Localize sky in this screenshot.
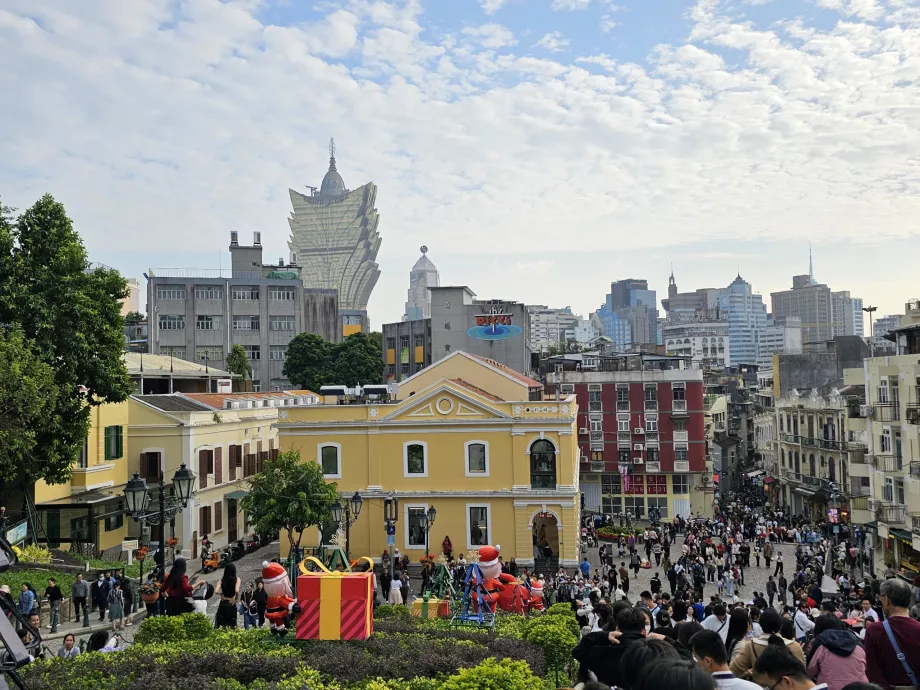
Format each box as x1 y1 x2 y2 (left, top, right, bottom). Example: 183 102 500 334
2 0 920 329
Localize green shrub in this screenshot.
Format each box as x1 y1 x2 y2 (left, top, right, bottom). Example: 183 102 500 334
374 604 412 621
18 544 53 564
182 612 215 640
544 602 574 617
134 614 187 644
540 604 579 638
439 658 544 690
521 616 578 672
0 569 76 598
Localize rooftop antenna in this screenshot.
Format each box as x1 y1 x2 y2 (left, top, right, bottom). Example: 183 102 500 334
809 242 815 284
328 138 337 171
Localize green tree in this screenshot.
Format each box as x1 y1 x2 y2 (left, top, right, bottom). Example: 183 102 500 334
0 194 133 484
240 449 337 553
283 332 333 391
124 310 145 324
330 331 384 386
366 330 382 350
226 344 252 380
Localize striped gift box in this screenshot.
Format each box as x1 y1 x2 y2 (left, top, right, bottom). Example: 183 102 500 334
295 572 374 641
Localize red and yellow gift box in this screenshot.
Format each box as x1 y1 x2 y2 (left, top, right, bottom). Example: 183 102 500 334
295 557 374 641
411 597 450 618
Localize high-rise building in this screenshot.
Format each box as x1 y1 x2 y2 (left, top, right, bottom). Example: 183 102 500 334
661 272 721 317
852 297 865 337
287 139 381 335
758 316 803 368
594 279 659 350
771 275 834 345
719 274 768 366
404 246 439 321
526 305 579 352
662 309 729 370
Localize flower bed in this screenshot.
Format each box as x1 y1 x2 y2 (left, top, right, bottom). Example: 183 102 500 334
21 612 563 690
596 526 646 541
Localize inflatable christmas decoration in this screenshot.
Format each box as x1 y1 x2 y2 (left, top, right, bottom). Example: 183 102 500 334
262 560 301 635
451 545 539 627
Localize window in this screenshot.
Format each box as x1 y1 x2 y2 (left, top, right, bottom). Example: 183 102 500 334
156 287 186 300
590 419 602 432
602 473 622 495
647 449 659 464
196 346 223 362
645 386 657 402
625 497 645 518
319 444 340 478
529 439 557 489
404 442 427 476
897 479 906 505
77 438 88 469
270 316 296 331
406 506 428 548
617 386 629 403
199 505 212 536
673 474 690 494
878 378 890 404
465 441 488 475
141 452 161 481
244 345 261 361
589 389 602 405
626 473 644 494
195 286 223 300
618 450 630 465
386 337 396 350
232 286 259 300
159 346 186 359
885 477 894 502
618 418 629 432
269 286 296 301
675 447 688 463
646 417 658 432
252 380 261 392
104 503 124 532
673 386 686 402
467 505 490 547
673 419 687 432
214 501 223 532
196 315 221 330
414 334 425 348
647 475 667 494
233 316 260 331
592 450 604 462
270 346 286 361
602 496 623 514
647 496 668 519
881 428 892 453
158 315 185 330
104 426 123 460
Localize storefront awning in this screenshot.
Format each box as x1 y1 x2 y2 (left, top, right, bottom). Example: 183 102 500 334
762 476 776 484
746 470 765 478
794 487 816 497
224 490 249 501
35 490 121 508
890 528 913 544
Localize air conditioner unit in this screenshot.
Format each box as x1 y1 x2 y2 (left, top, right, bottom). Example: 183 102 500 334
634 428 645 434
579 428 588 435
634 444 644 451
633 456 644 464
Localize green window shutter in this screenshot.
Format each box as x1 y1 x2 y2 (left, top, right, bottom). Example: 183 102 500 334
115 427 123 458
104 427 112 460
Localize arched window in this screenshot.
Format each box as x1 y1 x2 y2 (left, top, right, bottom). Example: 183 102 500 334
530 440 557 489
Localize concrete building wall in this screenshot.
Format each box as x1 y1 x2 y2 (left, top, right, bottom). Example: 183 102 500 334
383 318 432 383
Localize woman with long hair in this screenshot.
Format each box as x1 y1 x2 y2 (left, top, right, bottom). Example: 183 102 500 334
724 607 751 659
730 609 806 683
214 562 241 628
162 557 202 617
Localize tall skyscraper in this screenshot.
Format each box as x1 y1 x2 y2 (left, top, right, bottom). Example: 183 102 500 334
287 139 382 335
594 279 659 350
852 298 865 337
526 305 579 352
718 274 768 366
771 275 834 344
404 246 439 321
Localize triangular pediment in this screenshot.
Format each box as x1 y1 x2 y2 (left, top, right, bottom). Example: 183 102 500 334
382 383 509 422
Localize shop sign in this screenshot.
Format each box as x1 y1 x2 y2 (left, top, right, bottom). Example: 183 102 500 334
466 305 523 341
6 520 27 546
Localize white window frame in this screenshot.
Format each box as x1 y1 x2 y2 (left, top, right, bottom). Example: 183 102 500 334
464 440 490 477
404 503 429 550
318 442 341 479
403 440 428 477
881 427 892 453
269 346 286 361
466 503 492 550
646 416 658 432
590 419 603 432
617 419 629 432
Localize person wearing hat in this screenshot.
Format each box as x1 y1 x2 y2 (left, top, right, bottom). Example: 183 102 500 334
794 601 816 642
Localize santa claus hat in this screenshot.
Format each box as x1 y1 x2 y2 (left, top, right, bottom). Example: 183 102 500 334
262 561 286 584
479 544 501 568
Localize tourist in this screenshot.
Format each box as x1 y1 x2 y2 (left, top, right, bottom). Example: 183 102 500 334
702 604 730 643
107 580 125 630
864 577 920 689
240 582 257 630
442 535 452 559
806 614 866 690
724 607 752 659
57 633 80 659
690 630 761 690
253 580 268 627
572 605 647 688
621 637 680 690
794 601 816 642
43 578 62 631
87 630 120 653
91 572 110 621
17 583 35 618
730 610 806 682
162 557 203 616
215 562 241 628
754 646 825 690
636 659 717 690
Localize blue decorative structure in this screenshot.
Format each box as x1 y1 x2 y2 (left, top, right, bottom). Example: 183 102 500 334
449 562 496 629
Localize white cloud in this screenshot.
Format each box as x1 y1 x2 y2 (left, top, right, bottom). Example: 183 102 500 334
2 0 920 325
461 23 516 48
600 15 618 32
551 0 592 10
534 31 569 51
815 0 884 20
478 0 508 14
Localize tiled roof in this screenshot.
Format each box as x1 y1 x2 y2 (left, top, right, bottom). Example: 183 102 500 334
183 390 318 410
123 353 231 378
450 379 504 403
134 394 213 412
466 353 543 388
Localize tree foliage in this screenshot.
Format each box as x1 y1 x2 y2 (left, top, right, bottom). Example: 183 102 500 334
240 450 337 550
283 331 384 391
0 194 133 484
124 310 145 323
226 343 253 380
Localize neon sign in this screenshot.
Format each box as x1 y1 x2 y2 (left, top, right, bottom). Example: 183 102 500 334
466 306 523 341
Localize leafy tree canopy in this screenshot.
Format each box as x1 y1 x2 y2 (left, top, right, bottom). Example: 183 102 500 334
226 343 253 380
331 332 384 387
240 449 337 550
283 331 384 391
0 194 133 484
283 332 333 391
124 310 145 324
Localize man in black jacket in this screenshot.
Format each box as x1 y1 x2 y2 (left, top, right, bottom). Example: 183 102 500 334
572 606 647 687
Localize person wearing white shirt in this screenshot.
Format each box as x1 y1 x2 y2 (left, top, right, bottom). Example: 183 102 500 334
691 629 762 690
793 603 815 641
702 604 731 642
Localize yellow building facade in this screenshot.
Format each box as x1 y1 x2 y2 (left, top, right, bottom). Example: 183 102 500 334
34 401 131 553
277 356 581 568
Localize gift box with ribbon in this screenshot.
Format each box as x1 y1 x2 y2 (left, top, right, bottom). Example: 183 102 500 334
411 595 450 619
295 557 374 641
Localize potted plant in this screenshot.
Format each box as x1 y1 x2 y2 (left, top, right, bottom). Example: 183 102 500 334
167 537 178 547
140 581 161 604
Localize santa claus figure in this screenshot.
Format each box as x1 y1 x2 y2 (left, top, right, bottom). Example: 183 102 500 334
476 545 534 614
529 577 545 611
262 560 301 635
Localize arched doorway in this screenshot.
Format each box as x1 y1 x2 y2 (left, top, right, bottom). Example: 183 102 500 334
532 510 560 562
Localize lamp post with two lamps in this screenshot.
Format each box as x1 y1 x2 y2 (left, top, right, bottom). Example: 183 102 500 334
383 495 399 585
123 464 197 587
330 491 364 561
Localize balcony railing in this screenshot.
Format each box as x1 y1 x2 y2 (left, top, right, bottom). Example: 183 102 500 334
912 462 920 478
908 404 920 425
781 433 801 444
849 447 870 464
851 496 870 511
672 399 688 414
618 431 631 442
848 484 871 498
617 401 630 412
873 454 904 473
645 400 658 411
590 461 605 472
877 503 907 524
673 430 689 442
646 461 661 473
589 401 602 412
873 403 901 422
912 514 920 535
590 431 604 441
645 432 659 446
674 460 690 472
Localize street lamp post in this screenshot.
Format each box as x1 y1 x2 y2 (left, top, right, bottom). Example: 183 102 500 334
423 506 437 557
863 306 878 357
331 491 363 561
124 464 196 591
383 495 399 586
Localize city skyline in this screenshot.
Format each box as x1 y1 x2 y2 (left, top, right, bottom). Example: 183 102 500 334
3 0 919 327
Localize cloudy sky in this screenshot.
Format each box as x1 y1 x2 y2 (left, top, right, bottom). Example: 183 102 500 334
2 0 919 328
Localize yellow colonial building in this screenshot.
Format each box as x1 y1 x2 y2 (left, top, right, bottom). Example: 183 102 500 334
276 352 581 568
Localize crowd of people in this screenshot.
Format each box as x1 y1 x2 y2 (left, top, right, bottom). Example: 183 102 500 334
563 494 920 690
